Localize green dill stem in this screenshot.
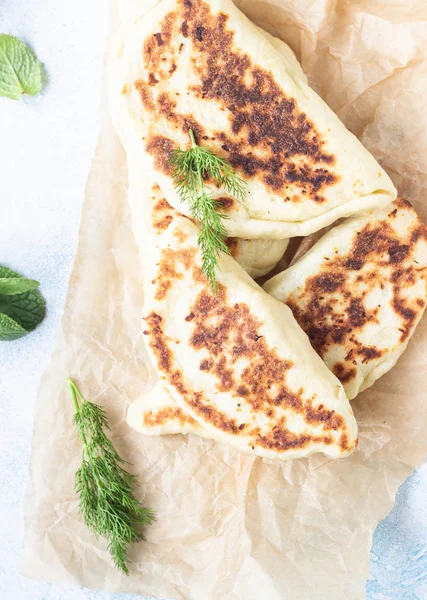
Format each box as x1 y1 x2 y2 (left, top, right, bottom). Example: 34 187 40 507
68 377 82 412
68 379 153 574
68 378 88 445
189 128 197 148
169 129 247 291
194 147 205 197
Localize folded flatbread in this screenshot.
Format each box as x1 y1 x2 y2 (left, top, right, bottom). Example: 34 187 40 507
108 0 396 239
263 199 427 399
126 170 358 460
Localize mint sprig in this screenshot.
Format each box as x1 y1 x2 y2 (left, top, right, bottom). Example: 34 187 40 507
0 266 46 341
0 277 40 295
0 34 42 100
0 313 28 341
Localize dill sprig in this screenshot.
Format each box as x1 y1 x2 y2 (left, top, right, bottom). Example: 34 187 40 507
169 129 247 291
68 378 154 575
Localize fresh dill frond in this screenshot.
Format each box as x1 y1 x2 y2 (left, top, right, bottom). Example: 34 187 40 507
68 378 154 575
169 129 247 291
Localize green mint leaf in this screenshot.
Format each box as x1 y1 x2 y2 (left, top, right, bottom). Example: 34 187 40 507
0 265 20 278
0 34 42 100
0 265 46 340
0 312 28 341
0 289 46 332
0 277 40 295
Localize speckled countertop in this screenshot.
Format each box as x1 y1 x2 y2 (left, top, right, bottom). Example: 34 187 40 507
0 2 426 599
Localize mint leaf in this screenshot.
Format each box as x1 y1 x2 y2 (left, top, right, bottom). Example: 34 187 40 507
0 266 20 278
0 277 40 295
0 313 28 341
0 34 42 100
0 290 46 331
0 265 46 340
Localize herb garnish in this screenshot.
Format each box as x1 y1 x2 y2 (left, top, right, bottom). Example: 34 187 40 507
69 379 154 574
0 266 45 341
170 129 246 291
0 34 42 100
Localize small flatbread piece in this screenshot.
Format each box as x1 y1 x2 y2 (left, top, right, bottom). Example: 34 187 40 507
263 199 427 399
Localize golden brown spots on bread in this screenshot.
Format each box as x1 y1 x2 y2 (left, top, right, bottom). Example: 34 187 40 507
154 214 173 231
134 79 155 111
254 416 333 451
357 346 383 363
154 33 164 46
143 406 197 427
143 12 177 71
199 359 213 371
225 237 239 257
154 247 197 300
410 225 427 244
216 196 235 212
187 285 344 433
136 0 338 202
189 392 240 433
173 228 190 244
396 197 413 210
143 315 190 401
144 313 173 372
154 91 207 140
152 197 174 231
347 298 368 328
333 363 357 384
155 198 172 211
146 135 176 175
148 73 159 86
121 84 128 95
339 434 350 452
284 199 427 387
304 402 343 429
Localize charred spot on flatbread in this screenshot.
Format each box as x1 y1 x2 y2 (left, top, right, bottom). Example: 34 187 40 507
153 247 197 300
152 197 175 231
143 406 197 427
145 136 176 175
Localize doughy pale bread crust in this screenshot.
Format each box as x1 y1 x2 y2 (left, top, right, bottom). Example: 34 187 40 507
127 381 204 436
227 236 289 278
108 0 396 239
263 199 427 399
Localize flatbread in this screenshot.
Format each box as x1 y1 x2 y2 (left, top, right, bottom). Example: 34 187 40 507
263 199 427 399
108 0 396 239
126 170 358 460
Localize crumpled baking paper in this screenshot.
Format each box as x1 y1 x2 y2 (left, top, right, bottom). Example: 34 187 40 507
20 1 427 598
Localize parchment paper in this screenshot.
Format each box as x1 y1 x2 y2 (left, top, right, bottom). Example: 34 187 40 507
20 1 427 598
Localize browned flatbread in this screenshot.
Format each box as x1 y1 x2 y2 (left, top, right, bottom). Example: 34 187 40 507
126 177 358 460
108 0 396 239
264 199 427 399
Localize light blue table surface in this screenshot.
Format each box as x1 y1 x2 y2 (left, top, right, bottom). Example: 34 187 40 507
0 1 426 599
